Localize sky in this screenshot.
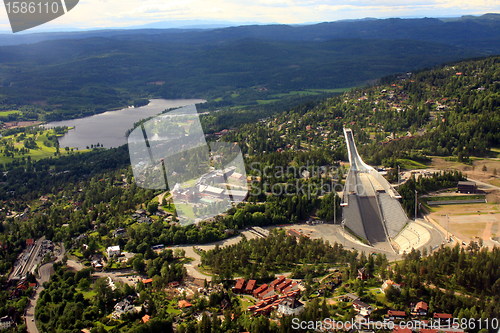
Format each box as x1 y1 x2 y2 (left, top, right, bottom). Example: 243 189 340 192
0 0 499 32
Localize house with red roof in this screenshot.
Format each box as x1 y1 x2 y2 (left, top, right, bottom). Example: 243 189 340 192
233 278 245 293
387 310 407 320
245 279 257 294
253 284 267 298
276 279 292 293
412 301 428 316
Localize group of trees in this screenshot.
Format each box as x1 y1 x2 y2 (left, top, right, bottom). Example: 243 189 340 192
200 229 357 279
36 264 135 332
398 170 465 217
388 245 500 319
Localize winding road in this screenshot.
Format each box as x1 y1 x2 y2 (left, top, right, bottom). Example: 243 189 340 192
25 243 65 333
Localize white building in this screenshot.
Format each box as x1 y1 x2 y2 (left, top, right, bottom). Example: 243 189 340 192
277 297 304 316
0 316 14 330
106 245 121 257
112 298 136 319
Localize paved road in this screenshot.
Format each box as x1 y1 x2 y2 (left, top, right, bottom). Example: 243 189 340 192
26 243 65 333
467 177 500 191
177 230 259 281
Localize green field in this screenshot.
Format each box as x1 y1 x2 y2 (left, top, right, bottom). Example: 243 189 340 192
269 88 351 99
397 158 429 169
0 110 20 117
424 195 486 202
0 128 89 164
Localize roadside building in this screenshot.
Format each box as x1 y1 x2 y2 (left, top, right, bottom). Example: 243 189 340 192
457 181 477 194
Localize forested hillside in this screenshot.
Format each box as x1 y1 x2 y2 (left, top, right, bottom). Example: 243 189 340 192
225 56 500 164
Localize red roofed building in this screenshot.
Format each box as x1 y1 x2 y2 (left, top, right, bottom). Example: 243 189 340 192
26 239 34 247
142 278 153 285
392 327 412 333
283 282 298 294
276 279 292 293
245 279 257 294
142 315 150 323
413 301 429 316
233 278 245 293
259 287 276 299
433 313 453 325
178 300 193 309
387 310 407 320
433 313 453 319
270 276 285 289
286 229 302 239
253 284 268 298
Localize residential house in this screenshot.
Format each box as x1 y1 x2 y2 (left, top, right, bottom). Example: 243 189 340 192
387 310 407 321
178 300 193 310
412 301 429 316
433 313 453 325
382 279 401 292
339 293 359 302
269 276 285 289
352 300 372 317
245 280 257 294
253 284 268 298
0 316 14 330
276 279 293 293
112 298 137 319
233 278 245 293
357 267 369 280
277 297 304 316
106 245 121 258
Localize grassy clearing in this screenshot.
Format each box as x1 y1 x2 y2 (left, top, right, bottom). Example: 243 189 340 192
397 158 428 169
0 128 88 164
175 203 195 220
270 88 351 99
425 195 485 202
256 99 281 104
0 110 20 117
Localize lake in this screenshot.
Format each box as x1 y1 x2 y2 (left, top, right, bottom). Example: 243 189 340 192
44 99 205 150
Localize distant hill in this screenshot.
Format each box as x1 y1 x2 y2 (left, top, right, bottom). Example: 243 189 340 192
0 14 498 121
